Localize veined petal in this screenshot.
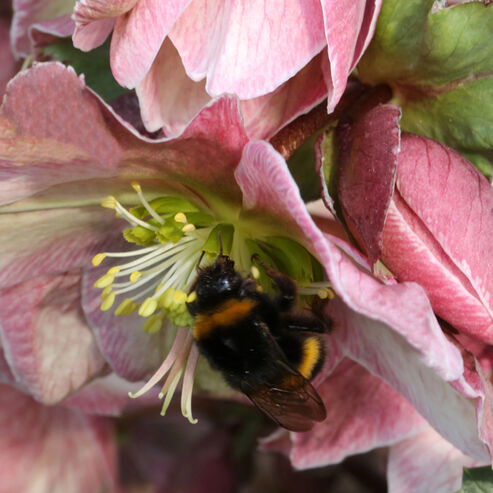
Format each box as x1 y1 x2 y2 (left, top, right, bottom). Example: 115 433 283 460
0 271 106 404
387 134 493 342
0 384 117 493
169 0 326 99
290 359 428 469
322 0 382 112
110 0 192 87
388 427 480 493
0 18 17 99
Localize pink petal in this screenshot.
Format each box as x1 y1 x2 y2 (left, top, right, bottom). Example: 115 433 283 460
0 272 106 404
388 427 480 493
72 0 137 51
235 140 490 461
0 348 16 387
382 134 493 342
110 0 192 87
81 264 168 381
337 104 401 265
29 14 76 51
241 52 327 140
0 206 122 289
0 63 121 205
169 0 326 99
11 0 75 56
322 0 382 112
0 18 17 99
0 384 117 493
290 359 428 469
136 38 210 134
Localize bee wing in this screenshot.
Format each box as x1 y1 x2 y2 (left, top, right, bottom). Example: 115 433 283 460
242 359 327 432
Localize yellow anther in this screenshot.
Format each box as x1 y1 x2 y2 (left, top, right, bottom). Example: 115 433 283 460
181 224 196 233
143 315 164 334
100 286 112 299
187 291 197 303
115 299 138 316
131 181 142 192
172 290 187 304
92 253 106 266
139 297 158 317
101 196 117 209
251 265 260 279
94 272 115 289
174 212 187 224
159 288 175 309
130 271 142 283
317 288 335 300
100 292 116 311
108 266 121 275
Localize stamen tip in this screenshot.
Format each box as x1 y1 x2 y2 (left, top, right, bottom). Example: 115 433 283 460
251 265 260 279
131 181 142 192
181 224 195 233
174 212 187 224
101 196 117 209
92 253 106 266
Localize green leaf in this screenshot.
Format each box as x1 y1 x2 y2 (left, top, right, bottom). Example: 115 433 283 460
358 0 493 176
43 38 130 102
459 466 493 492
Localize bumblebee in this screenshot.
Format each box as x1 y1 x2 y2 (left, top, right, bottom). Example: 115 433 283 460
186 252 329 432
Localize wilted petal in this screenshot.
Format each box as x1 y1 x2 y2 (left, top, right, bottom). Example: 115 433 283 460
383 134 493 342
235 140 490 461
110 0 192 87
290 359 427 469
0 384 117 493
30 14 76 52
0 271 106 404
322 0 382 112
388 427 479 493
169 0 326 99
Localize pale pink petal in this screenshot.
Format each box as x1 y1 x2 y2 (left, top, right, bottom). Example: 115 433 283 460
388 427 479 493
136 38 210 134
0 272 106 404
0 206 122 289
110 0 192 87
170 0 326 99
81 264 168 381
241 52 327 140
235 140 490 461
382 134 493 342
63 373 159 415
0 19 17 98
290 359 428 469
72 0 136 51
0 384 117 493
29 14 76 51
11 0 75 56
0 63 121 205
321 0 382 112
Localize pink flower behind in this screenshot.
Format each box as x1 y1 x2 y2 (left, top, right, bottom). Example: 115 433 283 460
71 0 382 137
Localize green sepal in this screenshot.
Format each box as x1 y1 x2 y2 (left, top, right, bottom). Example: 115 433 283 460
185 212 215 227
129 196 200 220
42 38 131 102
319 125 340 217
202 224 234 256
358 0 493 176
123 226 156 246
459 466 493 492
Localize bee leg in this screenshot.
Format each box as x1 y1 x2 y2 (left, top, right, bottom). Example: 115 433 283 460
251 255 296 311
281 312 327 334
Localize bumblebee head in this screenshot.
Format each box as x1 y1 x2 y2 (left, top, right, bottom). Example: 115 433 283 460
187 254 244 315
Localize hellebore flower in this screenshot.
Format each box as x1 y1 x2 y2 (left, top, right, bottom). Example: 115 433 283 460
331 103 493 344
70 0 382 137
1 62 492 491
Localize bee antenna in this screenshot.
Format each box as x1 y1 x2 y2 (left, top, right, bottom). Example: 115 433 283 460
218 231 223 256
196 250 206 271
